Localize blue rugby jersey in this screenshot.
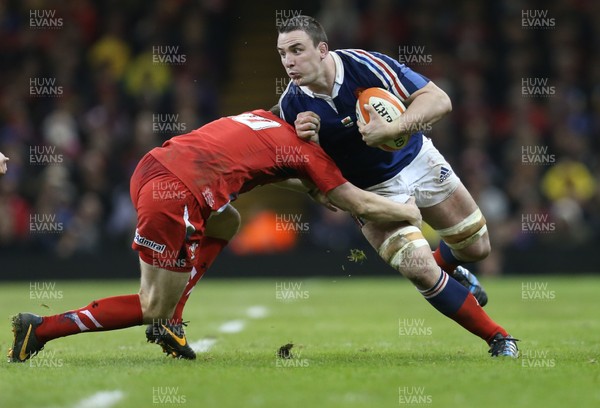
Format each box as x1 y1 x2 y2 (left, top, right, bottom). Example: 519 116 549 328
279 49 430 189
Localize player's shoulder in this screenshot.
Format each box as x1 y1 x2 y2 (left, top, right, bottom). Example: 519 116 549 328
278 79 303 102
248 109 278 120
277 81 306 121
232 109 291 128
335 48 397 64
335 48 370 56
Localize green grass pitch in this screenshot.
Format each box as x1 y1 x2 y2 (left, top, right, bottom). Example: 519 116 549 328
1 276 599 407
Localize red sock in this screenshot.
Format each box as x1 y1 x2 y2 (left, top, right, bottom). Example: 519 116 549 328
452 293 509 343
423 269 508 344
171 237 228 323
35 294 143 343
433 245 459 275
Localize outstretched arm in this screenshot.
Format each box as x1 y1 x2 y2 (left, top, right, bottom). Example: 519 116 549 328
326 182 421 226
272 179 339 212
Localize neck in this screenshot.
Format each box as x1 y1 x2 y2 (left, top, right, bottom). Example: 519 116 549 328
307 54 335 96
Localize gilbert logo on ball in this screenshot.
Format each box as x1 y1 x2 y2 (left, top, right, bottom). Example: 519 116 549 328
355 87 408 151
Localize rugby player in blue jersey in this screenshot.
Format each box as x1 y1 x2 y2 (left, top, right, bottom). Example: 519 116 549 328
276 15 518 357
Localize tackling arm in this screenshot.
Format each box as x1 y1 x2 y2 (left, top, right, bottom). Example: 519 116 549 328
272 179 311 193
272 179 339 212
326 183 421 226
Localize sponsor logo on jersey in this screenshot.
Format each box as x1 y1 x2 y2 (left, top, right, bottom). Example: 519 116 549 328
134 229 166 253
439 166 453 183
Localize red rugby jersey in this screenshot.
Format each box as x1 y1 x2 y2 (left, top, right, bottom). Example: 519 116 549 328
149 110 347 210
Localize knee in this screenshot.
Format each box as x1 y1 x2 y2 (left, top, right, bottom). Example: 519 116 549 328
221 208 241 238
474 234 491 259
205 205 241 241
454 233 491 262
436 209 490 262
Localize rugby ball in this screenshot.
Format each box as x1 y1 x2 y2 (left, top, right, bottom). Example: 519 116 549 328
356 87 408 151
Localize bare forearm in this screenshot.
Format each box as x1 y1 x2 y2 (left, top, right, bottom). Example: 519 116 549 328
397 82 452 137
327 184 421 226
355 193 419 224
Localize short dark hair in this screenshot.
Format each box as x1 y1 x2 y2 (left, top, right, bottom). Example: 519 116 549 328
277 15 328 47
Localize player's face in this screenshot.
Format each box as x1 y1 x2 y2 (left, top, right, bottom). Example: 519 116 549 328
277 30 326 87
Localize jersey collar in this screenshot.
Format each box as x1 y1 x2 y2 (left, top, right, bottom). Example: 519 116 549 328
300 51 344 100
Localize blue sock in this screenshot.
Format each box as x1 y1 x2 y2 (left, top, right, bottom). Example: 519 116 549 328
419 269 506 342
419 269 469 316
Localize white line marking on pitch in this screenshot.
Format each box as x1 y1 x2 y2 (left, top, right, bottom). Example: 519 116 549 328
190 338 217 353
73 390 124 408
246 305 269 319
218 320 246 333
189 306 269 351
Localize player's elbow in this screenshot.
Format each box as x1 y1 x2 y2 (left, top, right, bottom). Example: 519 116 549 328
444 93 452 114
426 82 452 117
437 88 452 115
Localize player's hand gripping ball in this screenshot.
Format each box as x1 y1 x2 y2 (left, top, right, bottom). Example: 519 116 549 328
355 87 408 151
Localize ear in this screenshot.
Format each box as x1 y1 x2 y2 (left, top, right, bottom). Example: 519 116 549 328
318 42 329 59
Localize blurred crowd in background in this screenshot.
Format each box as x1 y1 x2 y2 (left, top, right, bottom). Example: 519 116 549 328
0 0 598 275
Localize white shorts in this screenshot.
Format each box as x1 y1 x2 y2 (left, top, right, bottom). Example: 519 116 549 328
365 136 460 208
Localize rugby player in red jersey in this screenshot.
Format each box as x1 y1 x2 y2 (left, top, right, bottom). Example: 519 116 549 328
8 108 422 362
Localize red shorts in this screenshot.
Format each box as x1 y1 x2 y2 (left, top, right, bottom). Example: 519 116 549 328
130 154 211 272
